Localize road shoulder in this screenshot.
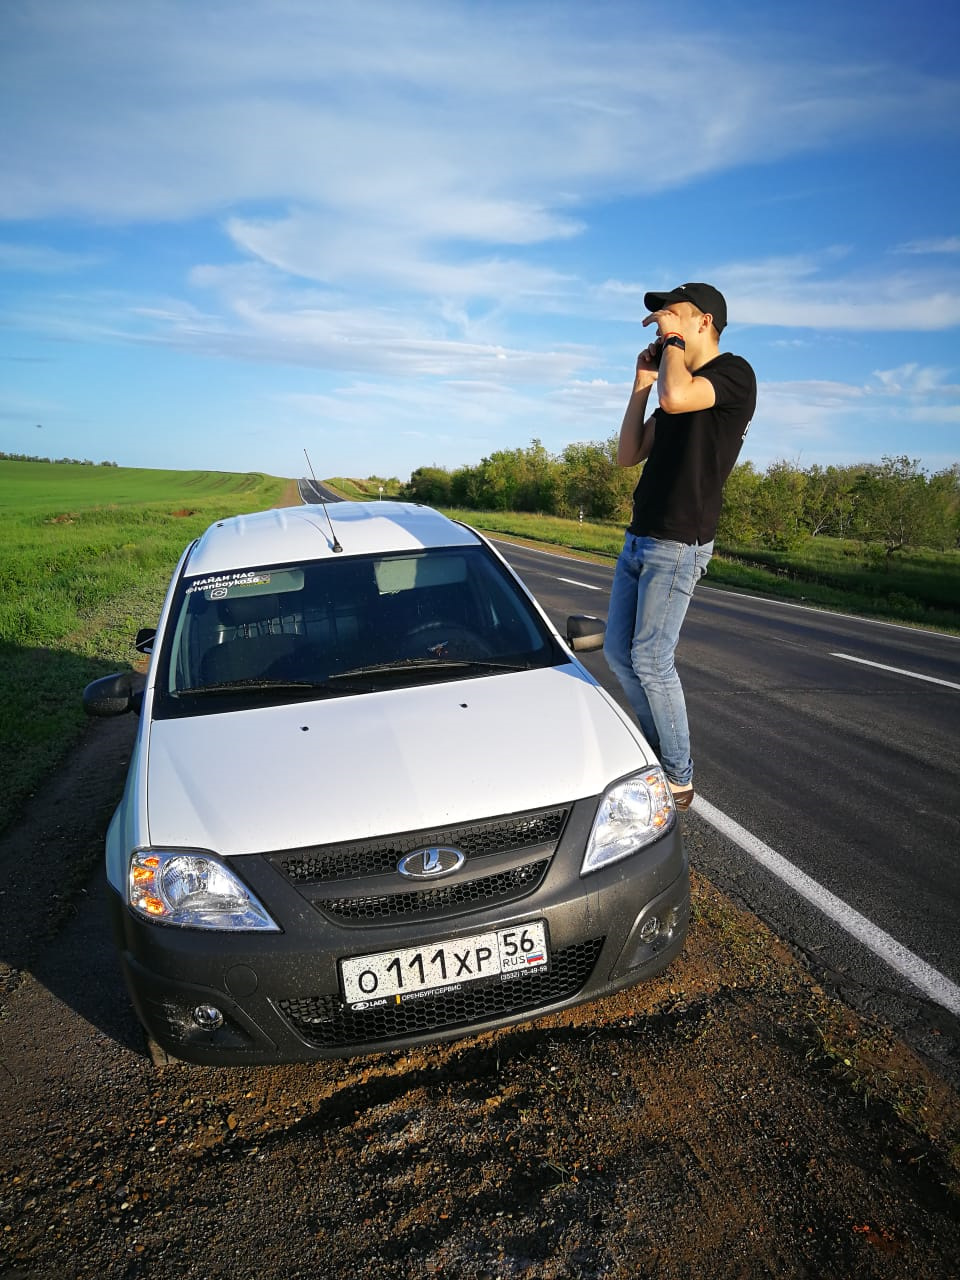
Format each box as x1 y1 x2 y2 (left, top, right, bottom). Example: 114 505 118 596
1 714 959 1278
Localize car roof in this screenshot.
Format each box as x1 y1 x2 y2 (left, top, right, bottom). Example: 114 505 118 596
183 500 481 577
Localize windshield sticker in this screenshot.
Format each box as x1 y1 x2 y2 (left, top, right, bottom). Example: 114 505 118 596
185 571 272 596
185 568 304 599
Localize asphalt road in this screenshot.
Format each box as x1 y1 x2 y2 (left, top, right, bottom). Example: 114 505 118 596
493 539 960 1070
3 492 959 1280
298 476 346 504
297 484 960 1069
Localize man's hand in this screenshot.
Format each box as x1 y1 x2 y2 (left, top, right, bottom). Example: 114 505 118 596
633 343 661 392
642 307 689 338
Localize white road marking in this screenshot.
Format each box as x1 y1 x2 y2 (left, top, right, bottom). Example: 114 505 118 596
492 538 960 642
499 535 960 1008
700 586 960 641
692 795 960 1017
832 653 960 691
490 540 609 572
556 576 603 591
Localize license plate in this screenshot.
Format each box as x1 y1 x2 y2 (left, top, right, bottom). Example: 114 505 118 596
340 921 549 1008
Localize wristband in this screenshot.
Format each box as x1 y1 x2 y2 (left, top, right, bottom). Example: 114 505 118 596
662 334 686 351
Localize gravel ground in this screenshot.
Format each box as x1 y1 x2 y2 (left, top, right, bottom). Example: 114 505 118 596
1 716 959 1280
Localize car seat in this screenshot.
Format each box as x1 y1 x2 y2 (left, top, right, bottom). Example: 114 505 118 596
200 595 298 683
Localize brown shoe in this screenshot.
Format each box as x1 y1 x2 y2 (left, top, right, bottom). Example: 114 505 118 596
669 781 694 810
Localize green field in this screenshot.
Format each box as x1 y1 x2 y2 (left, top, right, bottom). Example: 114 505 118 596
3 463 957 835
323 481 960 631
361 499 960 634
709 538 960 626
0 462 288 832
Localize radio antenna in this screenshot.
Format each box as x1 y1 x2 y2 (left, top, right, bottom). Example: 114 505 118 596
303 448 343 552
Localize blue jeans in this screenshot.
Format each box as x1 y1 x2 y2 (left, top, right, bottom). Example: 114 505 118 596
603 534 712 787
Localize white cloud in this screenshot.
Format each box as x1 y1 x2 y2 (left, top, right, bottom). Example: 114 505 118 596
223 212 578 305
2 4 957 479
871 363 956 395
273 373 609 472
895 237 960 255
3 1 958 227
0 242 98 273
745 365 960 467
709 254 960 332
589 251 960 333
762 379 866 405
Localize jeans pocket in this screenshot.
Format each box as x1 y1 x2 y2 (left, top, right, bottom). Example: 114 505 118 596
671 545 700 598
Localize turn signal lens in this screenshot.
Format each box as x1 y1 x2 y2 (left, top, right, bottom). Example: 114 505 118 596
581 768 675 875
128 850 279 931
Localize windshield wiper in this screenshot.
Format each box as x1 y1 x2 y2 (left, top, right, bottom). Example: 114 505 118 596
176 677 373 697
329 658 533 680
179 660 535 697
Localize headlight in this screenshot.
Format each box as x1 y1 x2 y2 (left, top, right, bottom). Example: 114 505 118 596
581 768 675 875
128 850 280 931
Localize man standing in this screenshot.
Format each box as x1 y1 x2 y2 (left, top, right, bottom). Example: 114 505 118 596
603 283 756 810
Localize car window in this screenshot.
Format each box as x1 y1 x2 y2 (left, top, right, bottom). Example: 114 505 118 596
154 545 560 714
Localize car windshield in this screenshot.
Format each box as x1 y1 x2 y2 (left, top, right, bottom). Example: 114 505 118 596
154 544 560 715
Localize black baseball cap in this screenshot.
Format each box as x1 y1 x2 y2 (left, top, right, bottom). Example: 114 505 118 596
643 283 727 333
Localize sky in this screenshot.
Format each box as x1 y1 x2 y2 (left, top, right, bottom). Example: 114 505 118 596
1 0 959 484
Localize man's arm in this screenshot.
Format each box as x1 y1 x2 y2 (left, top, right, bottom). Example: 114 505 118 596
656 342 717 414
617 348 659 466
641 307 718 415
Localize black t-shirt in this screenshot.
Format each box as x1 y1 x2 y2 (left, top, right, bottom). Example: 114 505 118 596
628 352 756 544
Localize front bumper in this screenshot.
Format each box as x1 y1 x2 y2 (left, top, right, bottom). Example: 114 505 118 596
111 802 689 1066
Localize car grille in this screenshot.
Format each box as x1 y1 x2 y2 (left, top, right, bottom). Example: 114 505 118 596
266 805 570 926
315 858 550 924
276 937 604 1049
270 807 569 883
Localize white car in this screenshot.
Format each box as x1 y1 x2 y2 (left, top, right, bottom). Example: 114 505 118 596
84 500 688 1064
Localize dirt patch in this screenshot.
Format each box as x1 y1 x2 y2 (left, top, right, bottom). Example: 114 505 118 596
1 725 959 1279
274 479 302 507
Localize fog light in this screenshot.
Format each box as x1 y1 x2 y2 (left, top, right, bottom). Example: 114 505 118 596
638 916 660 943
192 1004 225 1030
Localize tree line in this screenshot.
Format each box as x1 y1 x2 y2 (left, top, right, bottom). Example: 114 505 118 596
1 452 119 467
404 442 960 554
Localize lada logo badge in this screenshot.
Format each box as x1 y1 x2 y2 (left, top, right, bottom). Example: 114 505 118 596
397 846 465 879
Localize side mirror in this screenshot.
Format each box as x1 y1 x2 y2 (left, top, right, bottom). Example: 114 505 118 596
566 614 606 653
83 671 144 718
135 627 156 654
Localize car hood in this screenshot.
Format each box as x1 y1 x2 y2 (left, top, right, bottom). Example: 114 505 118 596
144 665 652 855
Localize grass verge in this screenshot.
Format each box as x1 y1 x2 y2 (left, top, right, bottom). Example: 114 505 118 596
0 462 287 832
326 494 959 634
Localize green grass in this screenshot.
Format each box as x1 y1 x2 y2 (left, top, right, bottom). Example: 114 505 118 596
332 494 960 634
439 506 628 559
1 460 278 512
325 476 404 501
0 462 288 831
4 464 957 832
711 537 960 630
